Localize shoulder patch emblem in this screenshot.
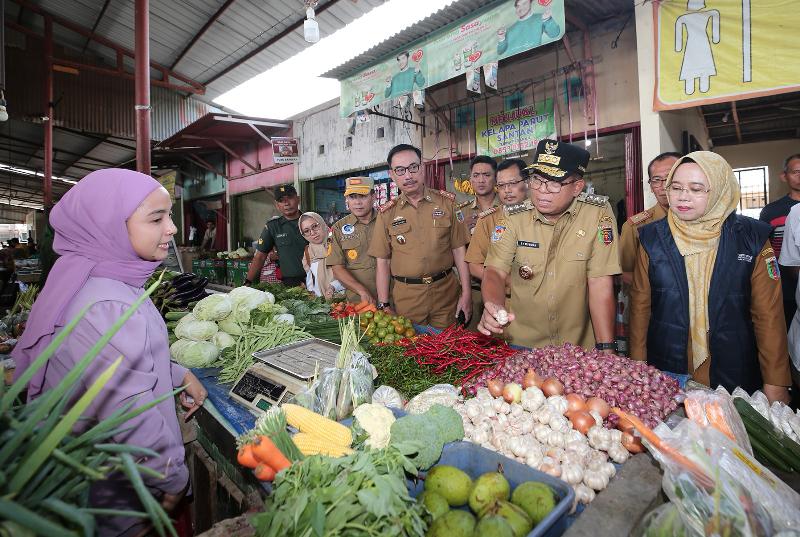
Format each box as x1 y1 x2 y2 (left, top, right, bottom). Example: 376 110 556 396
629 209 653 226
478 206 500 219
378 199 396 213
438 189 456 202
761 247 775 257
506 201 533 216
457 199 473 209
579 192 609 207
766 256 780 280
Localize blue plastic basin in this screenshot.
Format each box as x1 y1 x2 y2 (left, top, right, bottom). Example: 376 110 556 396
408 441 575 537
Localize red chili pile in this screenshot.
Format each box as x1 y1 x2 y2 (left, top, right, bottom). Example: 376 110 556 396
465 342 681 428
397 324 517 388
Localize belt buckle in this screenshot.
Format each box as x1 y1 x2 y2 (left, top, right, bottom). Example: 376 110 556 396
422 275 433 285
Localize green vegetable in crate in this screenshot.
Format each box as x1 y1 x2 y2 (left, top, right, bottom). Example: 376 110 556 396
425 465 472 506
174 318 218 341
192 293 232 321
480 500 533 537
475 516 515 537
170 339 219 368
417 491 449 520
469 472 511 514
427 510 476 537
511 482 556 525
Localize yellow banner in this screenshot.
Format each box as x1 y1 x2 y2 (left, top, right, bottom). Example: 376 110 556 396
157 171 177 199
654 0 800 110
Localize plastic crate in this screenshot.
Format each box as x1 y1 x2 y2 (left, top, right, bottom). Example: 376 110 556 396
408 442 574 537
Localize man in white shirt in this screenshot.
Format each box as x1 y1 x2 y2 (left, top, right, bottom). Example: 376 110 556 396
776 202 800 397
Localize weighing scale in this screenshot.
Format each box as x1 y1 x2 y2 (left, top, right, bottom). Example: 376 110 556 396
228 338 339 413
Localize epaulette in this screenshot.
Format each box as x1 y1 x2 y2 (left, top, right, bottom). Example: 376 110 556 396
268 215 280 221
478 206 500 219
578 192 608 207
437 189 456 202
628 209 653 226
506 200 534 215
456 199 473 209
378 199 396 213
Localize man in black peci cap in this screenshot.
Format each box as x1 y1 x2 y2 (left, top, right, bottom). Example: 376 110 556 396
478 139 621 352
245 184 308 287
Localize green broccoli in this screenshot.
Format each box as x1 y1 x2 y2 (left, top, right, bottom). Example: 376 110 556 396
389 414 444 471
427 404 465 444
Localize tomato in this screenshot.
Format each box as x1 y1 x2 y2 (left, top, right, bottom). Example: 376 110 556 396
404 328 416 339
376 328 387 339
363 311 374 320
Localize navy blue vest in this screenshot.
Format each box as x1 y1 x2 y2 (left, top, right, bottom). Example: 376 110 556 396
638 213 772 393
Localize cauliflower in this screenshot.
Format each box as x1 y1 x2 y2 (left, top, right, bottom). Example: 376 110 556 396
353 403 396 449
192 293 233 321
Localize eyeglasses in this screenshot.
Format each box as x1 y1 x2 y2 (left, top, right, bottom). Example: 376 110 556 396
668 184 711 197
648 176 667 186
301 223 322 235
391 162 421 176
471 172 494 180
496 178 527 190
530 177 578 193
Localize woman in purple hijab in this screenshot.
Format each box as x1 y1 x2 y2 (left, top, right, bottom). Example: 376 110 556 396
12 168 207 536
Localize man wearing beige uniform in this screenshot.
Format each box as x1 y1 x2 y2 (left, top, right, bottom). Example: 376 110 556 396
369 144 471 329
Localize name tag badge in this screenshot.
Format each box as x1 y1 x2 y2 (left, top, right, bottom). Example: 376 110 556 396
391 217 407 227
737 253 753 262
433 208 445 218
517 240 539 248
276 233 287 239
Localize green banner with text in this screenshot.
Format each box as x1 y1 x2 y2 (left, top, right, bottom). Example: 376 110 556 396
339 0 565 117
476 98 556 157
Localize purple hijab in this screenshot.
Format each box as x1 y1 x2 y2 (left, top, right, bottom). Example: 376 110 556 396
13 168 164 381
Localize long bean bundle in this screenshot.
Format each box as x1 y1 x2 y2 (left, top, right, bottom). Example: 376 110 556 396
216 321 311 384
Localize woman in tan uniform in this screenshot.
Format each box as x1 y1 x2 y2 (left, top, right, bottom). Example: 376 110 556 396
629 152 791 403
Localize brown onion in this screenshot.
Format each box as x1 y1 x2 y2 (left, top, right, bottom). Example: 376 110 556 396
488 379 504 398
502 382 523 403
622 432 646 454
522 369 543 389
541 378 565 397
586 397 610 418
569 411 595 435
565 393 587 413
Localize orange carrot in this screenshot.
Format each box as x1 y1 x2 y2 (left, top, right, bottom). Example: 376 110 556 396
254 463 276 481
237 444 259 469
251 435 291 472
704 401 736 441
612 408 713 489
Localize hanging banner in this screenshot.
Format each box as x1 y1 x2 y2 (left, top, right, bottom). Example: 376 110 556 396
476 98 556 157
156 171 176 198
272 137 300 164
340 0 565 117
654 0 800 110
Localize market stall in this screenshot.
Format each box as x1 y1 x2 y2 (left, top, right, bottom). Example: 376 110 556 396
35 268 798 536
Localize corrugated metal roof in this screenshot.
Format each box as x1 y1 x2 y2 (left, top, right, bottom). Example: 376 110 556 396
703 92 800 146
12 0 388 104
322 0 633 80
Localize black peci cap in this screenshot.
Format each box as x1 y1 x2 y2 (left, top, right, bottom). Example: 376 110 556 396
273 184 298 200
527 139 591 181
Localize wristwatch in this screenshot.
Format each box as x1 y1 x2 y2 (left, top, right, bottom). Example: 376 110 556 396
595 342 616 351
376 302 390 310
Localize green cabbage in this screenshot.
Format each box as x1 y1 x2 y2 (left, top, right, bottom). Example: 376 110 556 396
192 293 233 321
174 318 218 341
228 286 274 324
212 331 236 350
218 315 244 336
170 339 219 367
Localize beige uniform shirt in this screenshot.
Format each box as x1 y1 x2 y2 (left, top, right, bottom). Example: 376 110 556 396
326 212 378 304
457 196 500 241
485 193 622 349
619 204 667 273
466 205 517 265
368 188 468 277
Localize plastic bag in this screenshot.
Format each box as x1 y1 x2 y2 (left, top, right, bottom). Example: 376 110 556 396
683 389 752 454
633 503 691 537
315 367 343 420
405 384 460 414
372 385 405 409
334 351 375 419
649 418 800 535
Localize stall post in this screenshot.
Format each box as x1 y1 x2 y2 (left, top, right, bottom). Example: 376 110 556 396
135 0 151 174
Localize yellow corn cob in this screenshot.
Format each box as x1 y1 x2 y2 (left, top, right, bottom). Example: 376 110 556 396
292 433 354 457
282 404 353 447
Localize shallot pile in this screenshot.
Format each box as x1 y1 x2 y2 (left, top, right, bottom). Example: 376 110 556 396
465 343 681 428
